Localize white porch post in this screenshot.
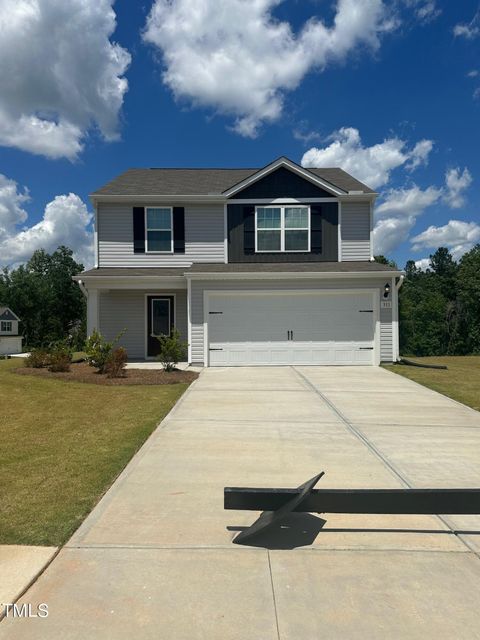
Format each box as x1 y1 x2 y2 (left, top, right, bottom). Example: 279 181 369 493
87 289 99 336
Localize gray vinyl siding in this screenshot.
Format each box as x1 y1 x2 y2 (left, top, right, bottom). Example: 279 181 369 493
99 289 187 359
341 202 371 261
98 203 225 266
190 278 393 364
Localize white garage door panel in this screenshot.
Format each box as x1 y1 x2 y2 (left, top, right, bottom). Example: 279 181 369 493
207 291 375 366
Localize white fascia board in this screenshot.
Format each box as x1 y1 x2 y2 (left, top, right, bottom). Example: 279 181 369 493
221 158 346 198
90 194 226 206
75 276 187 290
186 270 403 281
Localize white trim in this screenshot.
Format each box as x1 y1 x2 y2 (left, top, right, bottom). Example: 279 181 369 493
203 288 379 367
94 203 99 268
91 193 376 205
393 274 404 362
77 276 186 291
338 201 342 262
369 200 374 260
186 270 404 281
222 157 346 197
145 206 174 254
254 205 310 254
0 320 13 333
144 292 177 360
187 277 192 363
223 202 228 264
229 197 338 204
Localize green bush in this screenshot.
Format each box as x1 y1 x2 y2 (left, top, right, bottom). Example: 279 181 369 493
25 348 51 368
85 329 125 374
104 347 128 378
156 328 187 372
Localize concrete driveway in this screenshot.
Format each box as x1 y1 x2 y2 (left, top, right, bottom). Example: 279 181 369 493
2 366 480 639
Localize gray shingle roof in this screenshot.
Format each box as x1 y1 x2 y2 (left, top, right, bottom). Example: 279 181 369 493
186 261 399 274
77 262 399 278
92 167 375 197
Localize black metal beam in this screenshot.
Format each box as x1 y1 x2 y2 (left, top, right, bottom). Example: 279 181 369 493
224 487 480 515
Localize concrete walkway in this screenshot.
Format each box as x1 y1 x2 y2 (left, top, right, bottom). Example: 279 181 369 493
2 366 480 638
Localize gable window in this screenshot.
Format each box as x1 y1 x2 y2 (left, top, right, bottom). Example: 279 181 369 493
145 207 173 253
255 206 310 252
1 321 12 332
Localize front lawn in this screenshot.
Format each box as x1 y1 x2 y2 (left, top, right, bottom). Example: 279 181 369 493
384 356 480 412
0 358 191 546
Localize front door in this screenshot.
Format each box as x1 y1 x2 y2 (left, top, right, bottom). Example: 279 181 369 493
147 295 174 358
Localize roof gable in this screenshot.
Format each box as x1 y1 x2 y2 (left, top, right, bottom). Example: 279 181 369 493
222 157 345 198
226 165 335 199
0 307 20 321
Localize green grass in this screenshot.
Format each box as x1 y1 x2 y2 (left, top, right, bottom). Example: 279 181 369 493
0 359 190 546
384 356 480 412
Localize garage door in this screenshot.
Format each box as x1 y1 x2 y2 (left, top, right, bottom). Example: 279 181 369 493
206 291 376 366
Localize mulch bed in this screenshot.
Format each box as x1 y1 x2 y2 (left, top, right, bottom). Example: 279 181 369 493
15 362 199 385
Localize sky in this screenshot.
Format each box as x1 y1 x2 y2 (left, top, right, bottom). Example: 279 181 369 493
0 0 479 270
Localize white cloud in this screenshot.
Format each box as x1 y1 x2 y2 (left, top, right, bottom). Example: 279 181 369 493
404 1 441 23
414 258 430 270
373 184 442 254
411 220 480 260
301 127 433 189
453 12 480 39
0 0 130 159
443 167 472 208
0 174 93 268
143 0 397 137
467 70 479 78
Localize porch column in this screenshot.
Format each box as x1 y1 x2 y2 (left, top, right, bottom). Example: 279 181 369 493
87 289 99 336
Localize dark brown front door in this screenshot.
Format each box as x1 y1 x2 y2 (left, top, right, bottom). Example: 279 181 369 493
147 296 174 357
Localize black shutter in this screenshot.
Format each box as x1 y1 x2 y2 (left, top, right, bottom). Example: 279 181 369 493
310 204 322 254
173 207 185 253
243 206 255 254
133 207 145 253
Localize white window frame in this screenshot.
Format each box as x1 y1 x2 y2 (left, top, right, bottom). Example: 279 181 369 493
255 205 311 253
145 206 174 254
1 320 12 332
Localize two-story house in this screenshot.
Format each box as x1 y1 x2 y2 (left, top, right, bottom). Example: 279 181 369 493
74 157 403 367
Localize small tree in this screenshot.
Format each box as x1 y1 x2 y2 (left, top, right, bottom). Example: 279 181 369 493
85 329 125 373
156 329 187 372
104 347 128 378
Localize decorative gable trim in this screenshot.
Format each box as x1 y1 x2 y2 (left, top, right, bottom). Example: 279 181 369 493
222 157 346 198
0 307 20 321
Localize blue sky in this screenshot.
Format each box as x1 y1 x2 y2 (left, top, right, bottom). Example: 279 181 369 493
0 0 479 269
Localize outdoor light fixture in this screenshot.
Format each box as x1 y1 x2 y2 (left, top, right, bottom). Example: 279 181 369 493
383 283 391 298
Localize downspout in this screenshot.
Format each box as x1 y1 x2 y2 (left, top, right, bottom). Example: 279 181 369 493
394 275 405 362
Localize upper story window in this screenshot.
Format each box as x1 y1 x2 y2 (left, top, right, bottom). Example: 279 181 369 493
145 207 173 253
1 320 12 332
255 206 310 253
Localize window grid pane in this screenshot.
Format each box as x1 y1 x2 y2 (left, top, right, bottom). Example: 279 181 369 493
146 208 171 230
257 230 281 251
257 207 281 229
285 230 309 251
285 207 308 229
147 230 172 252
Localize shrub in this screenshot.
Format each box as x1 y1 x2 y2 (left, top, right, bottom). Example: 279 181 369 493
156 328 187 372
47 340 73 372
48 351 72 372
104 347 128 378
25 348 51 368
85 329 125 373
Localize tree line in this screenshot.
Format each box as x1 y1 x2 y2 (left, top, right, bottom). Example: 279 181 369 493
375 244 480 356
1 244 479 357
0 246 86 350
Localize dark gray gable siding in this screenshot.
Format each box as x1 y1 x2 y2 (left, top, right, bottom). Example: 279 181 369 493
0 308 17 321
228 202 338 263
229 166 333 199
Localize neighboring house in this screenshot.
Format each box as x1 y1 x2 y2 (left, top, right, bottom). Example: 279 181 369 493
0 306 23 355
74 156 403 367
